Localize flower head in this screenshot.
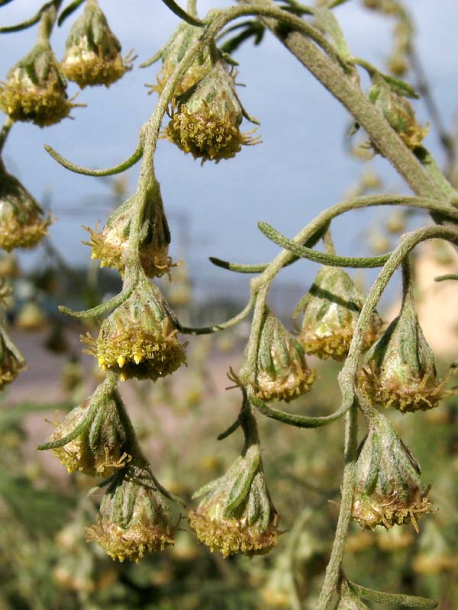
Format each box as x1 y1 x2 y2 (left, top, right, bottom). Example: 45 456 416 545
149 22 212 97
84 190 172 278
86 463 175 561
369 74 427 149
164 60 260 163
0 320 26 389
241 307 315 402
0 15 77 127
0 163 52 251
296 266 382 360
189 403 279 557
61 0 132 88
82 278 187 381
49 383 133 477
352 409 433 532
359 285 446 413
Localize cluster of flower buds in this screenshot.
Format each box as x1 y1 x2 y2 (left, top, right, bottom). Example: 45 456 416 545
0 161 52 251
164 59 260 163
369 73 428 149
82 277 187 382
352 408 433 532
60 0 132 88
43 375 176 561
296 266 382 361
189 400 279 557
150 22 212 97
84 188 172 278
359 281 446 413
0 1 129 128
240 307 315 402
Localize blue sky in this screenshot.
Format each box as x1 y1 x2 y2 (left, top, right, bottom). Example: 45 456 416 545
0 0 457 304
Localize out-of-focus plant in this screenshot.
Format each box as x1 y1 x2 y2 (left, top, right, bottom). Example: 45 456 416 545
1 0 458 608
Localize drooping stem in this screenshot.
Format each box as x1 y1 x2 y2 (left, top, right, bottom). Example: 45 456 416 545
316 223 458 609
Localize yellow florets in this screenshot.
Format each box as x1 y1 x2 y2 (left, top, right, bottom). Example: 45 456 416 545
164 102 260 163
189 511 278 558
86 518 174 562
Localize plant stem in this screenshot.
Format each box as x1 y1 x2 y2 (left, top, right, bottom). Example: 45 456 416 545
238 0 452 205
316 223 458 609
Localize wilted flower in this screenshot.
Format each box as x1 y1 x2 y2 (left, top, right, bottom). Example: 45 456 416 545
164 60 260 163
0 320 26 389
189 404 279 557
0 8 77 127
369 73 428 149
0 163 52 251
84 190 172 277
61 0 133 88
47 383 133 477
82 277 187 381
359 284 447 413
149 22 212 97
352 408 433 532
241 307 315 402
86 463 175 561
296 266 382 361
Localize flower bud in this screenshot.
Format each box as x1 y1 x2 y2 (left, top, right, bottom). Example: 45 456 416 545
61 0 132 88
86 463 175 561
150 22 212 97
84 191 172 278
359 287 446 412
189 443 279 557
296 266 382 361
0 321 26 389
352 409 432 532
49 384 133 477
82 278 187 381
0 20 76 127
0 163 52 251
369 74 427 149
164 60 260 163
241 307 315 402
